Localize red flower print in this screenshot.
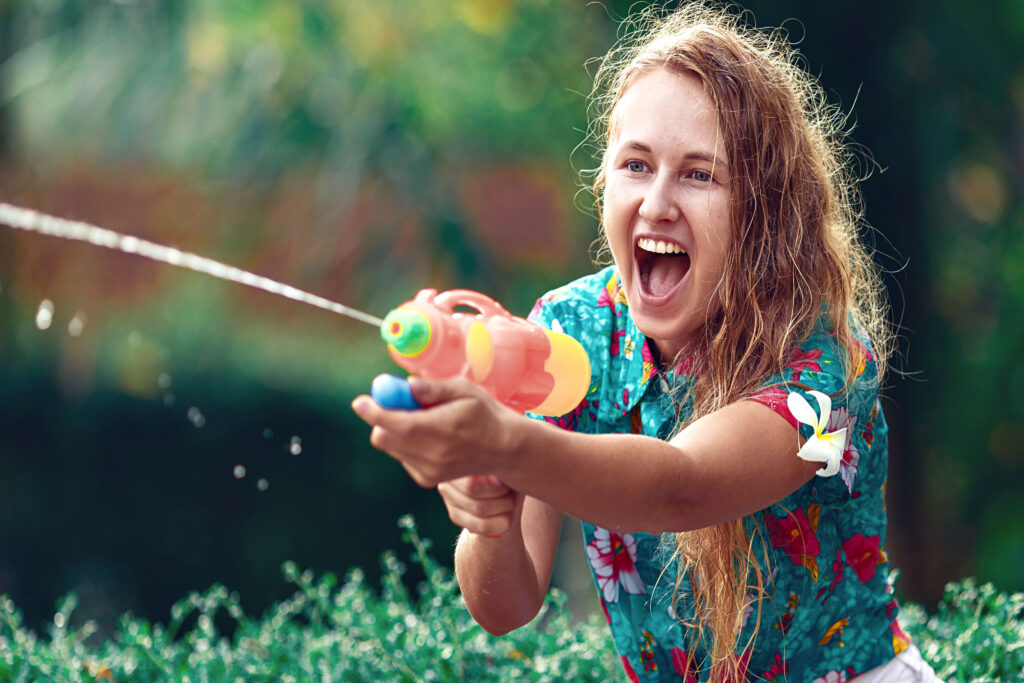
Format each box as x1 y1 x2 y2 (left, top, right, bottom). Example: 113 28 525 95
724 651 751 683
748 387 800 430
621 656 641 683
843 533 885 583
816 548 845 602
543 398 590 431
765 506 821 581
610 328 626 356
670 648 699 682
640 340 658 384
788 347 824 381
598 273 628 309
675 354 695 375
586 527 645 602
762 652 788 681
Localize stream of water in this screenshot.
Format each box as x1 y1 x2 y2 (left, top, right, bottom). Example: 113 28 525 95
0 202 385 328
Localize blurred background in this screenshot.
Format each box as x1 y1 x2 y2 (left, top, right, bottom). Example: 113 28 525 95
0 0 1021 635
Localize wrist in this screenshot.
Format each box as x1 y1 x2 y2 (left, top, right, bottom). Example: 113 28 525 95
488 410 539 481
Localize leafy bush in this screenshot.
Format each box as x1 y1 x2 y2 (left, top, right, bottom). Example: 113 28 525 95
0 516 616 682
0 517 1021 682
899 578 1024 682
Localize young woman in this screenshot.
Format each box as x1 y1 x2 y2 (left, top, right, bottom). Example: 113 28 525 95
354 4 941 680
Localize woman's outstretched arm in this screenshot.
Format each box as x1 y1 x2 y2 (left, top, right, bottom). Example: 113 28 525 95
352 376 819 535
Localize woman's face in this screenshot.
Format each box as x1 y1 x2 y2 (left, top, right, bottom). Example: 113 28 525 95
602 68 732 362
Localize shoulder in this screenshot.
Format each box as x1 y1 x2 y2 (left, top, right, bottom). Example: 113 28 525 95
527 266 624 337
749 315 886 503
528 266 620 315
754 315 881 412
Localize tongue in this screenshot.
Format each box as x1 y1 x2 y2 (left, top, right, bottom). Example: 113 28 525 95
645 254 689 296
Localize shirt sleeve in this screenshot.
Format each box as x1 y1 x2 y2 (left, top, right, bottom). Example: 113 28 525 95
748 328 880 504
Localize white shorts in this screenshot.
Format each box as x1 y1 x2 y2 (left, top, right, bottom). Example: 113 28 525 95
852 645 944 682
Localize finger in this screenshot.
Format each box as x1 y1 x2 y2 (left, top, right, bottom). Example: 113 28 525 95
438 480 516 518
444 505 513 537
449 474 511 500
354 392 451 439
351 395 383 425
407 376 483 407
369 427 440 482
398 460 438 489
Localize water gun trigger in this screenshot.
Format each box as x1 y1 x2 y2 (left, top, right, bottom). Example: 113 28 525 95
370 374 422 410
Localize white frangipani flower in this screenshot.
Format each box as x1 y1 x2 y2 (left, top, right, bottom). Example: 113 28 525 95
787 390 847 477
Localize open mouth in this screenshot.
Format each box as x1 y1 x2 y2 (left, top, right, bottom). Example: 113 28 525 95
636 237 690 300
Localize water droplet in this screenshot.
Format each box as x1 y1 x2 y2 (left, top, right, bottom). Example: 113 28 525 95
53 612 65 629
35 300 54 330
157 372 172 389
256 478 269 491
163 393 176 407
67 311 86 337
289 436 302 456
262 428 273 440
120 235 139 253
187 407 205 428
233 465 246 479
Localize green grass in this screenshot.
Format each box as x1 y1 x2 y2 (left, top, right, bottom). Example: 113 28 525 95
1 516 1021 682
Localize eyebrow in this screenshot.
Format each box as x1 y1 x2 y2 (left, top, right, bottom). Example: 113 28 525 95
619 140 729 171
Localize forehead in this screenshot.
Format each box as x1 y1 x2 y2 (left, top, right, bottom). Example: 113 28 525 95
609 69 724 156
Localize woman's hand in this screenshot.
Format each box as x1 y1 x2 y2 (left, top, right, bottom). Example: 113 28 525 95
438 475 523 537
350 376 522 488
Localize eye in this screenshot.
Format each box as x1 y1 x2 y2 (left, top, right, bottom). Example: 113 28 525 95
690 169 713 183
626 160 648 173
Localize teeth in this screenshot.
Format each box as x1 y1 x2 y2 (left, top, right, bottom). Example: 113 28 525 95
637 238 686 255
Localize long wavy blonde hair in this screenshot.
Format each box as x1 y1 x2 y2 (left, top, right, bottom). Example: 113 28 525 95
585 3 892 678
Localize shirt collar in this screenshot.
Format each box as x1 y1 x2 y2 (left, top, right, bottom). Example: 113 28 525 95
596 270 693 430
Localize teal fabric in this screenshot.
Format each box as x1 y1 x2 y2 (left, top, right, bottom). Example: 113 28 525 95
526 266 909 682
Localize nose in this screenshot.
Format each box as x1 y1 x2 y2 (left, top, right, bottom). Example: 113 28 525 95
638 174 679 224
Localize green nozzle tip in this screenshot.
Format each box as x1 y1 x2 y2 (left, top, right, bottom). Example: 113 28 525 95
381 308 431 356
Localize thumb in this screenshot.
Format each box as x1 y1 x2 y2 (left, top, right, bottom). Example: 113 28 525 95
407 375 481 406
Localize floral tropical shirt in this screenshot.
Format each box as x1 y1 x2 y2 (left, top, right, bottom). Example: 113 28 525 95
526 266 910 683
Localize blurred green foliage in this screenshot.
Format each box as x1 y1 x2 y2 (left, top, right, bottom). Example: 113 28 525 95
0 519 1020 681
0 517 620 682
0 0 1022 650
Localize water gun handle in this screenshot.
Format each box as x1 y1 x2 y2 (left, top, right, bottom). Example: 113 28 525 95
432 289 506 317
370 374 421 410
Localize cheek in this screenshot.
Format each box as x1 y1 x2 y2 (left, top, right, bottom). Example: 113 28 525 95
602 189 630 242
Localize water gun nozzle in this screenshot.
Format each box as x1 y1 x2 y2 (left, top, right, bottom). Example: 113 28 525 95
381 309 431 356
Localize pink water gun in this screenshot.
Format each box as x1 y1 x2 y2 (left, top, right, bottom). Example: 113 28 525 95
370 289 590 416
